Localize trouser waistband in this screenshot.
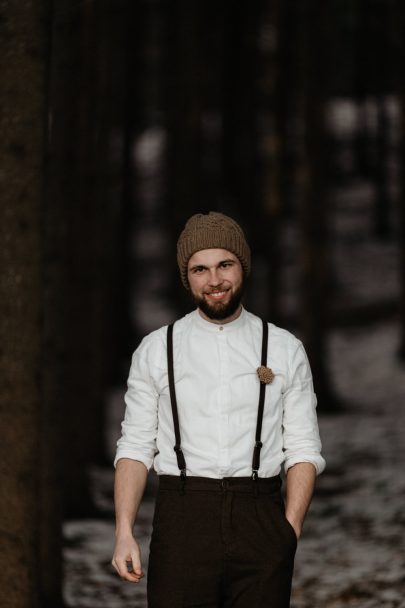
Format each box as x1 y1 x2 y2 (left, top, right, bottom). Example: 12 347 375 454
158 474 281 493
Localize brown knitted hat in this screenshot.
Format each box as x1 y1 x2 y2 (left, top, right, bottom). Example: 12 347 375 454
177 211 251 289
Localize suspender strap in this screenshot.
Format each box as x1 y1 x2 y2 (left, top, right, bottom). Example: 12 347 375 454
167 323 187 479
252 319 269 480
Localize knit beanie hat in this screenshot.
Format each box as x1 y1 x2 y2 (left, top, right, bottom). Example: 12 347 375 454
177 211 251 289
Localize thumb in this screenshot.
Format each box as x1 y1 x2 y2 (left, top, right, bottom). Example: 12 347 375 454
130 547 143 576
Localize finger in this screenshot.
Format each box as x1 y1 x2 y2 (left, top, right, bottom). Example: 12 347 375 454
113 556 138 581
130 551 143 577
125 572 143 583
112 548 144 583
123 561 144 583
116 565 143 583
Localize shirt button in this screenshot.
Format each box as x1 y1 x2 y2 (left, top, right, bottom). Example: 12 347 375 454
219 326 223 331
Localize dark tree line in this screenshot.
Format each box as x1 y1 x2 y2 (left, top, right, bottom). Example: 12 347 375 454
0 2 60 607
1 1 405 606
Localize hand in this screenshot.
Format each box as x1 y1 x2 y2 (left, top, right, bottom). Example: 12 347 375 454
112 535 145 583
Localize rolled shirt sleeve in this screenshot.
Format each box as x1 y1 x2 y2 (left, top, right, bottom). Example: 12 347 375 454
282 338 326 475
114 338 159 470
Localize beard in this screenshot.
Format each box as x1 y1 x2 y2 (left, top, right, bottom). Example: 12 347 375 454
191 282 244 321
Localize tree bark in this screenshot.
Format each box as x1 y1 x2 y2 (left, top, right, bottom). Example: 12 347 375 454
50 0 114 515
258 0 288 323
0 1 63 606
164 0 205 313
298 1 339 411
220 0 264 315
396 0 405 360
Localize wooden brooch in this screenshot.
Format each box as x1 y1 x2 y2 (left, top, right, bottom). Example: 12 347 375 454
257 366 274 384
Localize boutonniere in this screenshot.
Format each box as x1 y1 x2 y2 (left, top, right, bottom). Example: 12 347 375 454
257 366 274 384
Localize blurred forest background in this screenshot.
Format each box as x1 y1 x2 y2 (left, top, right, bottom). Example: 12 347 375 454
1 0 405 607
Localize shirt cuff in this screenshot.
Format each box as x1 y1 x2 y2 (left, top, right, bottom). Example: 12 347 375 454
114 449 154 471
284 454 326 476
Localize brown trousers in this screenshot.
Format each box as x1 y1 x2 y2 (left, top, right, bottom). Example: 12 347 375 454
147 475 297 608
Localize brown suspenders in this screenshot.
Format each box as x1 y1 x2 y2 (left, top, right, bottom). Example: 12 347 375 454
166 319 269 481
252 319 269 480
167 323 187 480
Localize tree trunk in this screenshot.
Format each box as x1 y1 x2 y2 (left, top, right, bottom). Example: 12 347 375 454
298 1 339 411
258 0 289 323
0 1 63 606
50 0 114 515
396 0 405 360
221 0 261 215
164 0 205 313
220 0 265 314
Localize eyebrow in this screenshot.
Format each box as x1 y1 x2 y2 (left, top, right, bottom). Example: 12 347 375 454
189 258 236 271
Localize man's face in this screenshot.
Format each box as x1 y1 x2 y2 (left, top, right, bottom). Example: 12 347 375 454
187 248 244 322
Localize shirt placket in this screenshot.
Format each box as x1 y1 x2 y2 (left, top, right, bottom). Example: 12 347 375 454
217 327 231 476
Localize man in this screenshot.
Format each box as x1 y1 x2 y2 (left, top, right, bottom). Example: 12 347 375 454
112 211 325 607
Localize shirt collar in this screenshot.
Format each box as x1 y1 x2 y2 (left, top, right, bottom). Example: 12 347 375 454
191 306 247 333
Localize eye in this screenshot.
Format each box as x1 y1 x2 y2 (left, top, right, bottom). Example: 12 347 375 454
220 261 233 269
191 266 205 274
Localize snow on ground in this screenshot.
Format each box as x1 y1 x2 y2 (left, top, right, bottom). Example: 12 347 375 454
63 320 405 608
63 497 153 608
292 323 405 608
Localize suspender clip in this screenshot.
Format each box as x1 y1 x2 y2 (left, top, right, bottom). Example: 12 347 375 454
252 470 259 496
179 468 187 494
174 445 187 473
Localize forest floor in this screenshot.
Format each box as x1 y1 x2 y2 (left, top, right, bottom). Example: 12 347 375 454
63 319 405 608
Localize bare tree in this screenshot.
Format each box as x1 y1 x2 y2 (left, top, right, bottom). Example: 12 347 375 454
48 0 118 516
396 0 405 360
0 1 63 606
297 1 338 410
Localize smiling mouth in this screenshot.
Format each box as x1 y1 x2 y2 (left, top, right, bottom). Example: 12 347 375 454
205 290 228 300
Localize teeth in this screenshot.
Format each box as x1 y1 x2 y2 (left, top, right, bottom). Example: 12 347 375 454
208 291 226 298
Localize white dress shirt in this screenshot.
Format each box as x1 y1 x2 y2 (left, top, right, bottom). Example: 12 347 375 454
115 307 325 478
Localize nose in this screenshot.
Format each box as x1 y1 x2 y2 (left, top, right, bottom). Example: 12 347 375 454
208 269 222 287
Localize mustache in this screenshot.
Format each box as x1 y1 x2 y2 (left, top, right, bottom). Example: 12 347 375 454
204 287 228 294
